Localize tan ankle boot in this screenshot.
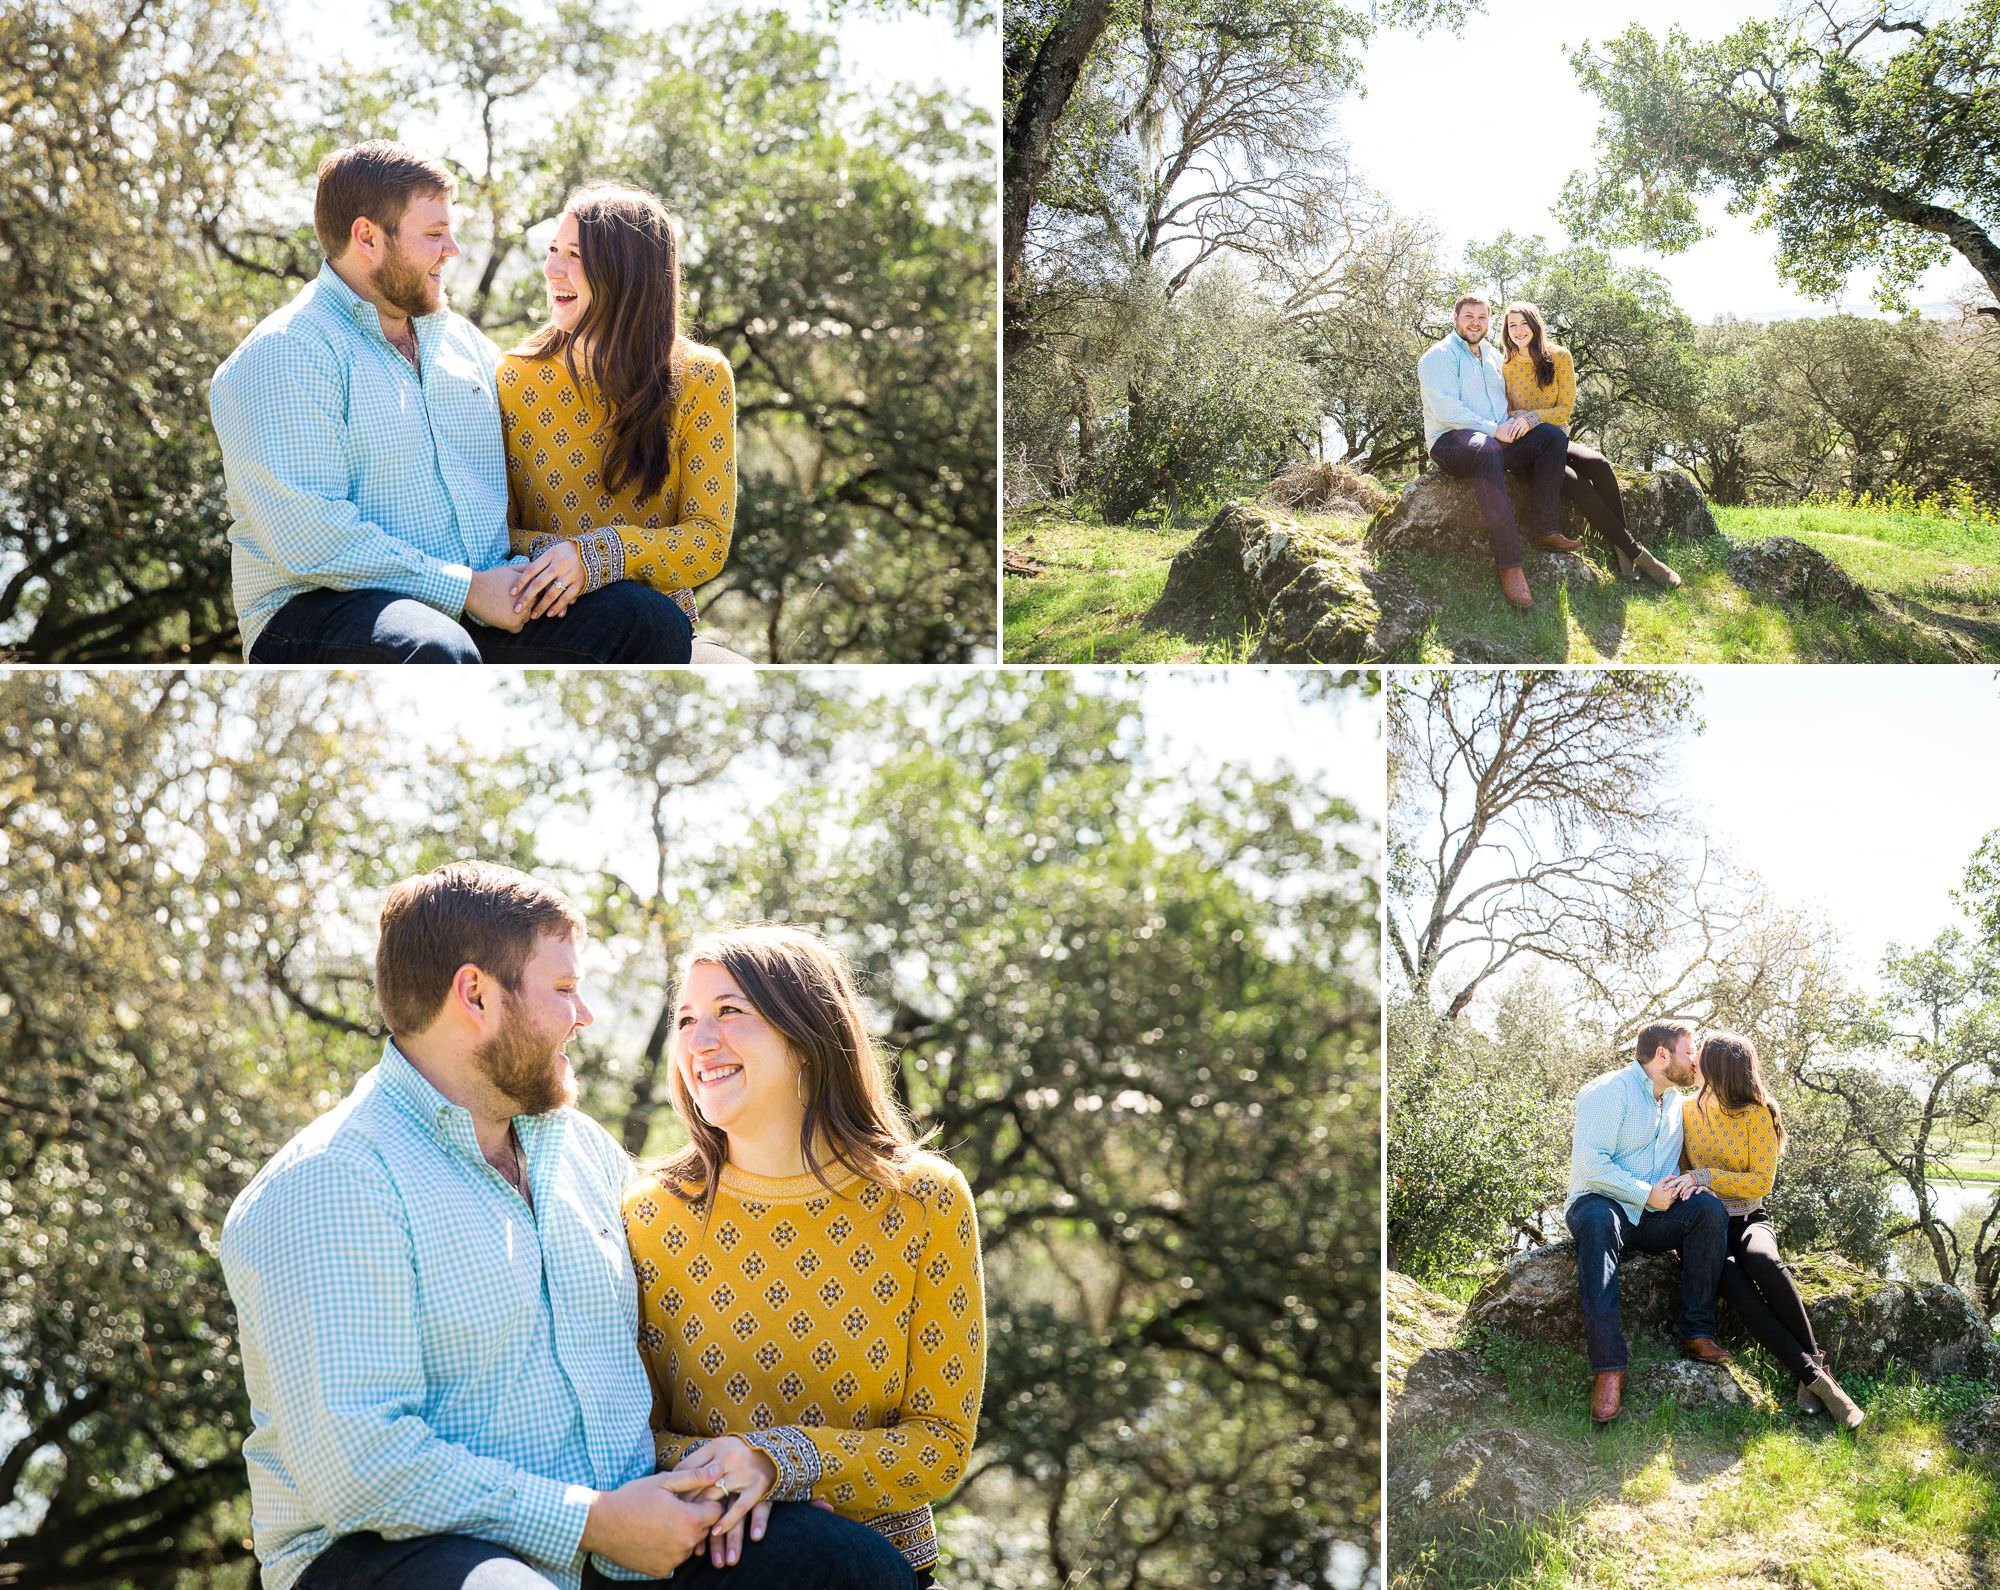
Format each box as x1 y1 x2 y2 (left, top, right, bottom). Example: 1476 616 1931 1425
1798 1379 1822 1414
1807 1370 1865 1429
1617 546 1682 589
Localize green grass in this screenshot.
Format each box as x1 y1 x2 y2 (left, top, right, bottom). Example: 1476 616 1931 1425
1393 1329 2000 1590
1000 501 1260 662
1002 495 2000 664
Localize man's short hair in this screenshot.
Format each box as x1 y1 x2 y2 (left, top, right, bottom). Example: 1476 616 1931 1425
375 861 585 1037
1453 294 1490 316
314 141 457 261
1634 1018 1697 1067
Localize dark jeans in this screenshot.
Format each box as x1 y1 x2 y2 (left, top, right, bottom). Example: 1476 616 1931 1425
1566 1189 1728 1373
1429 422 1569 569
1721 1209 1822 1382
296 1504 915 1590
1560 441 1643 559
248 580 694 664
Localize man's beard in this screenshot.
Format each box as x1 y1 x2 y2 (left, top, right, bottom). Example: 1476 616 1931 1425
476 997 576 1116
1667 1059 1700 1089
375 238 442 319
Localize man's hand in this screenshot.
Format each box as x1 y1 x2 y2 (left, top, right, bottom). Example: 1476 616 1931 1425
580 1468 725 1577
510 540 586 621
464 566 528 633
674 1435 780 1568
1645 1178 1679 1210
1496 416 1530 443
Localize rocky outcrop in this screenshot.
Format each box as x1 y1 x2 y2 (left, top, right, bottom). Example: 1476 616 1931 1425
1723 535 1865 606
1365 466 1718 562
1149 502 1400 662
1467 1243 2000 1382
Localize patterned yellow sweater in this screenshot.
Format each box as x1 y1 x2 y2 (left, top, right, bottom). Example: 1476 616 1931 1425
1503 345 1576 431
1681 1094 1781 1215
497 342 736 622
623 1154 986 1572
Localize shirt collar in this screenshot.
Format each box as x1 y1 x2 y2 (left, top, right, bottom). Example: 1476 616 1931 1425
1628 1059 1663 1102
376 1038 559 1151
315 256 446 342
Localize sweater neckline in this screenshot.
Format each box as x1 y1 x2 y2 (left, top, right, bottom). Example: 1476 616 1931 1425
716 1161 862 1201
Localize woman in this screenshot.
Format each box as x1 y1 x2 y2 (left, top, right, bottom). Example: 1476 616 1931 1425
497 183 735 642
1500 302 1682 591
1680 1031 1864 1428
624 926 986 1588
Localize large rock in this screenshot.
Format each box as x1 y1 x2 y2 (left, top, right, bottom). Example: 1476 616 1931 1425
1390 1426 1571 1526
1724 535 1866 607
1387 1272 1507 1428
1468 1242 2000 1381
1150 501 1393 662
1365 465 1718 562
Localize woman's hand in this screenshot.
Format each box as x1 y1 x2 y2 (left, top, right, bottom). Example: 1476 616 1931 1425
510 539 586 621
672 1435 780 1567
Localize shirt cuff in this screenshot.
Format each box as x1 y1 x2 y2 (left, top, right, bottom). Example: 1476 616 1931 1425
506 1474 597 1571
430 562 475 618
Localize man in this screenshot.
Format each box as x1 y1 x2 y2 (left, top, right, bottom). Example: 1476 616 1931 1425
1563 1018 1731 1425
1415 295 1579 611
209 142 693 664
221 862 914 1590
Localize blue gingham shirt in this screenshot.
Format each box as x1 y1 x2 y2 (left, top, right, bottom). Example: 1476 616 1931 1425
208 261 514 657
1565 1061 1687 1225
1416 331 1510 450
220 1041 654 1590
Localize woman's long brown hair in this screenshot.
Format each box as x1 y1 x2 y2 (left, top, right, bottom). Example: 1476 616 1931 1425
658 925 933 1211
514 183 684 503
1698 1030 1787 1153
1502 300 1561 389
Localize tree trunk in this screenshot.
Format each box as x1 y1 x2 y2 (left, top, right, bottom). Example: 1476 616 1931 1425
1003 0 1116 363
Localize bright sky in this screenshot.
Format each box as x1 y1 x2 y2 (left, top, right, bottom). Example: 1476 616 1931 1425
285 0 994 117
1689 667 2000 979
1341 0 1975 321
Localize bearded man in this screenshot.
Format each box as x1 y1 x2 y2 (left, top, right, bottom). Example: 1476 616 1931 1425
1562 1018 1731 1425
220 862 914 1590
208 142 692 663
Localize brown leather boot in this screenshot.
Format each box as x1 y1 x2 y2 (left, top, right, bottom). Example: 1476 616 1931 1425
1591 1370 1624 1423
1529 531 1582 552
1680 1337 1733 1364
1497 565 1533 609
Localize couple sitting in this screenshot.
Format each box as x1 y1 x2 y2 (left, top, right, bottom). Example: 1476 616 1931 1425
1417 295 1682 611
1564 1020 1863 1430
210 142 737 664
221 863 983 1589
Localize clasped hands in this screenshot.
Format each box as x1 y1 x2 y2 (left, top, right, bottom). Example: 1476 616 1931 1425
462 542 587 633
579 1434 781 1575
1647 1172 1704 1209
1494 416 1535 443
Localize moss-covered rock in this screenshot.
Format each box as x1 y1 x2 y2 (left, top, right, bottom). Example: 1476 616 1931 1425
1364 465 1718 562
1467 1242 2000 1381
1149 501 1389 661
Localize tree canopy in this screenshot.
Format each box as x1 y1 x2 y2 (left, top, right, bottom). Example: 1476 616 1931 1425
1565 1 2000 314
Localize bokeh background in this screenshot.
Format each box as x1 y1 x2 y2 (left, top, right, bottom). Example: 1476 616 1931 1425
4 0 996 661
0 667 1381 1587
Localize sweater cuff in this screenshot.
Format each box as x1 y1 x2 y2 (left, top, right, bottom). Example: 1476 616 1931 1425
739 1428 823 1502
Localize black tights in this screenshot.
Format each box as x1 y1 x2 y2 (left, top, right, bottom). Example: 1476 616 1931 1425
1558 441 1644 559
1720 1210 1822 1382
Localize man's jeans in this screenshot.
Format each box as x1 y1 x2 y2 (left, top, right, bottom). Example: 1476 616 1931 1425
294 1503 917 1590
1565 1190 1728 1373
1429 422 1570 569
248 581 694 664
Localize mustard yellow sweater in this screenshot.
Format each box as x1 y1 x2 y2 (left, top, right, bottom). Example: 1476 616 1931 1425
497 343 736 621
623 1154 986 1572
1503 345 1576 431
1681 1093 1781 1214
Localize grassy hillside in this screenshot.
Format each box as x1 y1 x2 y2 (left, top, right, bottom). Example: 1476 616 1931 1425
1002 496 2000 664
1393 1319 2000 1590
